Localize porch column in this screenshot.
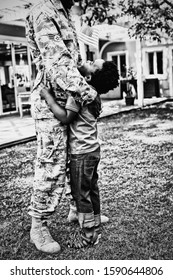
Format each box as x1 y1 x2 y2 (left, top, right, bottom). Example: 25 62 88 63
11 43 18 108
136 39 144 107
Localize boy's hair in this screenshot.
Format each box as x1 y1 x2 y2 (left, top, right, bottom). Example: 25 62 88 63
90 61 119 95
87 61 119 119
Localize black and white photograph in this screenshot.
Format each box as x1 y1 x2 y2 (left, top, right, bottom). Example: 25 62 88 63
0 0 173 278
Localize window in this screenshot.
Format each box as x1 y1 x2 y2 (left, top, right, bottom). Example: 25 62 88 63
157 51 163 74
148 52 154 74
147 50 163 75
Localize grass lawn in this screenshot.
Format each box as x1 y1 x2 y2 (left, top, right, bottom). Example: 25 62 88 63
0 102 173 260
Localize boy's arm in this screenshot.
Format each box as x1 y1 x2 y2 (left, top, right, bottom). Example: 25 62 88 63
40 87 79 124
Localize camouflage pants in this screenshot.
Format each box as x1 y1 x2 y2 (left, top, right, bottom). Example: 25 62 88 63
28 118 68 218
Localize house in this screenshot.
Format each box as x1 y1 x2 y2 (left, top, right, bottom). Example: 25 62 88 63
84 24 173 101
0 1 172 116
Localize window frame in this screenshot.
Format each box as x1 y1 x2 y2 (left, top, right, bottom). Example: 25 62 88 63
142 47 167 79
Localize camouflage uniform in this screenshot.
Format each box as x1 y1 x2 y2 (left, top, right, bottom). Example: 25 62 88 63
25 0 97 218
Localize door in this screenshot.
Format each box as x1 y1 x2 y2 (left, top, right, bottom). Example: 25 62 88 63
0 42 16 113
102 51 128 99
0 42 32 115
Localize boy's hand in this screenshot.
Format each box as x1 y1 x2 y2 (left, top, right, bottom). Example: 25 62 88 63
40 85 52 100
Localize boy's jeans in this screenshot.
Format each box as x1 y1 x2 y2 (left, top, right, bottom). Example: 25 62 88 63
69 147 101 229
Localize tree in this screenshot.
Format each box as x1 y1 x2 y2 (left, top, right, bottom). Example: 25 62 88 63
118 0 173 41
75 0 117 26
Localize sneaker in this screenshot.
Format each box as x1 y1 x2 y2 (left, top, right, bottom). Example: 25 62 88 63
30 220 61 254
100 215 109 223
67 229 100 249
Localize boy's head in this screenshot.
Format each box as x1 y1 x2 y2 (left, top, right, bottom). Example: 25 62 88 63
78 59 119 95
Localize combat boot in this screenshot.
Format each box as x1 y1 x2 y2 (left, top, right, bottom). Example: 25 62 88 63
30 217 61 254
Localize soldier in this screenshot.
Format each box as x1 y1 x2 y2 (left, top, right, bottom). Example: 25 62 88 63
25 0 98 254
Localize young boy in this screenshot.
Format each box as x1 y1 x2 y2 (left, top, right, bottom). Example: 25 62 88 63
41 59 119 248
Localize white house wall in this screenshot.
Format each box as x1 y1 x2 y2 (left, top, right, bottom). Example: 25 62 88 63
142 42 172 98
100 36 173 99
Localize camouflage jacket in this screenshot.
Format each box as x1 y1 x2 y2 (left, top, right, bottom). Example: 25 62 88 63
25 0 97 119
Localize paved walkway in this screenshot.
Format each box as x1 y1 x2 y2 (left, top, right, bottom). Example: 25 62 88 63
0 97 168 149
